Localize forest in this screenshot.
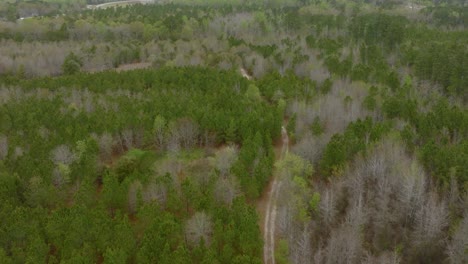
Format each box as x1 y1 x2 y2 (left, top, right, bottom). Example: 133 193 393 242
0 0 467 263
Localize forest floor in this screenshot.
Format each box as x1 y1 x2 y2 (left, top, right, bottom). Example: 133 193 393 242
257 127 288 264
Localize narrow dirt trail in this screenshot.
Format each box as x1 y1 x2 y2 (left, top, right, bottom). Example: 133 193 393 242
259 125 289 264
264 177 282 264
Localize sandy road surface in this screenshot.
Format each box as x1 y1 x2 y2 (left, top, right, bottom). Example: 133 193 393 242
88 0 155 9
261 126 288 264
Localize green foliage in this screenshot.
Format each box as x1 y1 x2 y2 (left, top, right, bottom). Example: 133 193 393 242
0 172 21 205
420 140 468 187
232 132 274 199
423 5 467 28
305 35 316 48
408 41 467 99
62 52 83 75
320 118 390 177
415 101 468 186
284 114 295 134
0 3 466 263
0 248 13 264
363 94 376 111
383 96 468 187
350 14 407 50
103 248 127 264
382 97 417 121
351 64 371 82
137 213 182 263
245 84 262 102
318 38 342 55
320 78 332 94
275 239 289 264
0 66 277 263
115 149 154 182
311 117 324 136
276 153 313 180
249 44 277 58
153 115 167 133
257 71 316 101
113 48 141 67
284 10 303 31
309 192 320 215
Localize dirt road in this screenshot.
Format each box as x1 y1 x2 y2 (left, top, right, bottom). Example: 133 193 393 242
88 0 155 9
261 126 288 264
264 178 282 264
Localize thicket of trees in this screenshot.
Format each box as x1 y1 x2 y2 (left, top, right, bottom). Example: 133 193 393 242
0 67 280 263
1 1 466 97
0 0 466 263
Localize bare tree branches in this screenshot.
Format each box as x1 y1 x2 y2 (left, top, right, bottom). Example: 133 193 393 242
143 180 167 206
213 146 238 177
96 132 114 161
50 144 76 165
168 118 199 149
128 180 143 214
153 115 166 149
214 177 239 206
292 132 326 164
185 211 213 246
446 212 468 264
0 134 7 160
413 193 449 246
323 225 363 264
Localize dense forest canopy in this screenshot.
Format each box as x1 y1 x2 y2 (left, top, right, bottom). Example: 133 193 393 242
0 0 467 263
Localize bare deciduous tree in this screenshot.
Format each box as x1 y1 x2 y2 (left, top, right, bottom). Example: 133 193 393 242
399 161 427 222
323 224 363 264
52 164 71 188
201 130 216 149
413 193 449 245
277 203 295 237
97 132 114 161
214 177 239 206
0 134 7 160
128 180 142 214
50 144 76 165
120 129 134 150
168 118 199 149
143 180 167 206
288 79 373 139
13 146 24 159
188 158 213 189
446 212 468 264
290 223 313 264
313 246 325 264
166 133 181 156
345 193 366 228
362 251 401 264
320 187 337 227
153 158 183 188
292 132 327 164
185 211 213 246
214 146 238 177
153 115 166 149
177 118 200 149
